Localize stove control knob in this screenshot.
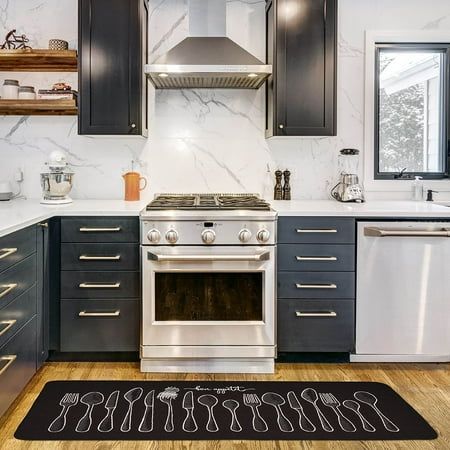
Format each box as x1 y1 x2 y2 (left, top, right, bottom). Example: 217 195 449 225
257 229 271 243
165 229 179 244
201 229 216 244
238 228 252 243
147 228 161 243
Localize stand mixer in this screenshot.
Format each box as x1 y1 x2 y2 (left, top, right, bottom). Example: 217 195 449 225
40 151 74 205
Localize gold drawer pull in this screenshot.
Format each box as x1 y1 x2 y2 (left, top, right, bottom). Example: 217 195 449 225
0 355 17 376
79 310 120 317
296 256 337 261
79 282 121 289
0 283 18 299
0 248 17 260
296 229 337 233
296 311 337 318
0 320 17 337
296 283 337 289
79 255 121 261
79 227 122 232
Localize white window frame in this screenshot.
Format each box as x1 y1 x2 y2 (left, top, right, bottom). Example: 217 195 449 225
364 30 450 192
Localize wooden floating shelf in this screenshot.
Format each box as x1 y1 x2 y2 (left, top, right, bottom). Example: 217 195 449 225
0 99 77 116
0 49 77 72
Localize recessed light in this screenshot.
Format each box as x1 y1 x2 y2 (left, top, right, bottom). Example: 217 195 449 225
159 73 169 78
248 73 258 78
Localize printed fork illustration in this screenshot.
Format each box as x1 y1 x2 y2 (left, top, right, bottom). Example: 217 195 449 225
319 393 356 432
48 393 79 433
243 393 268 432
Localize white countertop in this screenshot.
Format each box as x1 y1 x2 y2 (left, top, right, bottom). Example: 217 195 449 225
1 198 450 238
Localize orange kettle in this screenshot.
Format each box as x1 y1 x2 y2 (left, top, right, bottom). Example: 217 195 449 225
122 171 147 201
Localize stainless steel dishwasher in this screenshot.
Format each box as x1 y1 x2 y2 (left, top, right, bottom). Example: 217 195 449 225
351 221 450 362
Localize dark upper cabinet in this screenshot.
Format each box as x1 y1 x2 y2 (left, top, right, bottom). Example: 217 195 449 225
78 0 148 135
266 0 337 137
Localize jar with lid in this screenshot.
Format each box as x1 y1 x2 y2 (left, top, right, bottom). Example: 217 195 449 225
2 79 19 99
338 148 360 175
18 86 36 100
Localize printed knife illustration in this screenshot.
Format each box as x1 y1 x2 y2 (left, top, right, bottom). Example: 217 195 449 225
98 390 120 432
182 391 198 432
138 390 155 433
287 391 316 432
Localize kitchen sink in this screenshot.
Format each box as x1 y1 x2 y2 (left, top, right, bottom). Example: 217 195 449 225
435 201 450 207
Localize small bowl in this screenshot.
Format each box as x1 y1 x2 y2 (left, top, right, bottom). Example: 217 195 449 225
49 39 69 51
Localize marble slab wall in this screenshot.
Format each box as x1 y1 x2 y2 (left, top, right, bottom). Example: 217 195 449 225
0 0 450 201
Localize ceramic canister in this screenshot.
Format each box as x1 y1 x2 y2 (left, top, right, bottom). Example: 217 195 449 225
2 79 19 99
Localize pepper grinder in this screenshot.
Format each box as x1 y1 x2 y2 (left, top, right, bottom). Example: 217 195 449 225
274 170 283 200
283 170 291 200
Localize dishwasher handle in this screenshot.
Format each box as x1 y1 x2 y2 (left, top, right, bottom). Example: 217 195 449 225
364 227 450 237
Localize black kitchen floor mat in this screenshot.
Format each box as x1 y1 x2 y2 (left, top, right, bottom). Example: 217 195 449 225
15 381 437 441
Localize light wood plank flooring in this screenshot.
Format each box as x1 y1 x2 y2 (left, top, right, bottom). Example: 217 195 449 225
0 362 449 449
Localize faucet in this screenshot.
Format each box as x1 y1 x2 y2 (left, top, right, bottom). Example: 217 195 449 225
394 168 412 180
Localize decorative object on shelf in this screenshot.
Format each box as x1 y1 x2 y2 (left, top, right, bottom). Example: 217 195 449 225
49 39 69 51
52 82 72 91
1 29 31 50
282 170 291 200
123 161 147 201
2 79 19 99
274 170 283 200
18 86 36 100
38 89 78 101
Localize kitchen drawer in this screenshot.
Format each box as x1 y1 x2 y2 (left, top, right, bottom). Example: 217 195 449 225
0 287 36 349
0 255 37 308
61 243 139 271
61 217 139 243
0 226 36 273
0 317 37 417
278 244 355 272
278 217 355 244
278 272 355 299
60 299 139 351
277 299 354 352
61 271 140 298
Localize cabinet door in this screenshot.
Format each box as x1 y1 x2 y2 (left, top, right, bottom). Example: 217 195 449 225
267 0 337 136
78 0 145 135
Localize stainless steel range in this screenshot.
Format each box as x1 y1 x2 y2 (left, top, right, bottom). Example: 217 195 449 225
140 194 277 373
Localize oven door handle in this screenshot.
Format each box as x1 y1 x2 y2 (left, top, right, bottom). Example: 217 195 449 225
147 251 270 262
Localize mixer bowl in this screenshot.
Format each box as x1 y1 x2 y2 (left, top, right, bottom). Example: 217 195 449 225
40 172 74 199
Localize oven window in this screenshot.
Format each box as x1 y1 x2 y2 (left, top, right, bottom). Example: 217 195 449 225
155 272 263 321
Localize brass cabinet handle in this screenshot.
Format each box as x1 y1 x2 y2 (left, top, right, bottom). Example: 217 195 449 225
296 283 337 289
0 248 17 260
79 227 122 232
79 282 120 289
38 222 48 228
79 255 121 261
296 229 337 234
0 320 17 337
295 311 337 318
296 256 337 261
79 310 120 317
0 355 17 376
0 283 18 299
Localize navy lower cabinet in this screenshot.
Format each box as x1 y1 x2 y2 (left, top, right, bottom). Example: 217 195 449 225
59 217 140 353
277 217 356 353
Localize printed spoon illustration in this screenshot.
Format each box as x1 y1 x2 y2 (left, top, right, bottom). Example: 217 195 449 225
354 391 399 432
287 391 316 432
158 387 179 432
198 395 219 432
120 387 143 432
261 392 294 432
75 392 104 433
182 391 198 432
138 390 155 433
223 399 242 432
98 390 120 432
343 399 376 432
301 388 334 432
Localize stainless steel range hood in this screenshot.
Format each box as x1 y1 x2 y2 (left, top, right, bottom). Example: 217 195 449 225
145 0 272 89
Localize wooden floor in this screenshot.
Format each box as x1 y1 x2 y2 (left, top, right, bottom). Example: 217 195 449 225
0 362 449 449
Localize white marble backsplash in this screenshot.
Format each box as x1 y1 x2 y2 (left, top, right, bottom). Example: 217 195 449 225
0 0 450 201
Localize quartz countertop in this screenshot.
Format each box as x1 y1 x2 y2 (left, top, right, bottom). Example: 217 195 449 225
1 198 450 238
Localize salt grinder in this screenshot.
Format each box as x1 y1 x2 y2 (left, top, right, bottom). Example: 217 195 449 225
274 170 283 200
282 170 291 200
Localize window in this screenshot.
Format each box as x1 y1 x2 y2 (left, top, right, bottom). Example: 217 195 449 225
374 43 450 179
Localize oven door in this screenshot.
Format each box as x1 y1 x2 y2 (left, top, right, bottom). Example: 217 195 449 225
142 246 275 347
